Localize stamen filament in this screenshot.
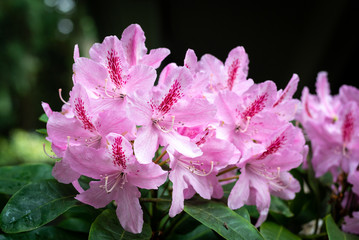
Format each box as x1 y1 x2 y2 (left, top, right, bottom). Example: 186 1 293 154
217 166 238 176
154 150 167 164
104 79 115 98
43 144 57 159
159 158 170 166
219 175 239 182
59 89 70 105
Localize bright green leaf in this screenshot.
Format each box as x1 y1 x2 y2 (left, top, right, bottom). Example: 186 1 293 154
38 114 48 123
0 164 53 195
184 199 264 240
260 222 300 240
35 129 47 135
325 215 359 240
89 209 152 240
0 180 77 233
0 226 86 240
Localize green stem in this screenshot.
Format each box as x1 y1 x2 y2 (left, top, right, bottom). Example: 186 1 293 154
140 198 171 203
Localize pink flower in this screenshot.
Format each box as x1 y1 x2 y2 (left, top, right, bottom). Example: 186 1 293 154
130 66 216 164
342 212 359 234
228 124 305 226
297 73 359 179
167 127 240 217
72 24 169 114
66 133 167 233
44 83 135 184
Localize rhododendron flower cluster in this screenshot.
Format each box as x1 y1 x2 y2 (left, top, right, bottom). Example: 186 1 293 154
296 72 359 234
42 24 306 233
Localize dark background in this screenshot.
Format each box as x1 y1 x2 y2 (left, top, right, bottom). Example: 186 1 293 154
1 0 358 136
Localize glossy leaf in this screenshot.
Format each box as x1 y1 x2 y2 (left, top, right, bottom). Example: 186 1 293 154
89 209 152 240
260 222 300 240
0 180 77 233
184 199 264 240
269 196 293 217
234 206 250 222
325 215 359 240
0 226 86 240
0 164 53 195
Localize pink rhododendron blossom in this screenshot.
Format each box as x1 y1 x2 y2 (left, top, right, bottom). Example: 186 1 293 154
130 66 216 163
297 72 359 179
167 127 240 217
66 133 167 233
342 212 359 234
228 124 305 226
42 23 310 233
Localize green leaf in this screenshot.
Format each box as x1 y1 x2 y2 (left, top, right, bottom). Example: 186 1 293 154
35 129 47 135
57 218 91 233
38 114 48 123
184 199 264 240
269 196 293 217
0 226 86 240
170 225 217 240
325 215 359 240
260 222 300 240
0 164 53 195
0 179 78 233
89 209 152 240
234 206 250 222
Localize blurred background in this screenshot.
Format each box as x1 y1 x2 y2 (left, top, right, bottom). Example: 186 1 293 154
0 0 358 165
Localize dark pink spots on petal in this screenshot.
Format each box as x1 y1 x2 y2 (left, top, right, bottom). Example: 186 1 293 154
342 112 354 144
112 137 127 169
241 93 268 120
196 128 210 146
74 98 95 131
107 49 126 88
227 59 240 91
258 134 286 160
157 80 183 115
273 86 290 108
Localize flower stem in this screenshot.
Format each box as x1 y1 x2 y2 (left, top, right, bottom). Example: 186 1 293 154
154 150 167 164
140 198 171 203
218 175 239 182
217 166 238 176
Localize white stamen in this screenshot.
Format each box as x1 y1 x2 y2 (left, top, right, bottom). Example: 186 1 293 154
59 89 70 105
43 144 57 159
104 79 115 98
155 116 175 133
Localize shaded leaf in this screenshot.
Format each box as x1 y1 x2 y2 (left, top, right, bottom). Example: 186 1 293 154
57 217 91 233
0 164 53 195
269 196 293 217
0 226 85 240
260 222 300 240
170 224 218 240
184 199 264 240
0 180 77 233
325 215 359 240
89 209 152 240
